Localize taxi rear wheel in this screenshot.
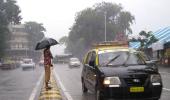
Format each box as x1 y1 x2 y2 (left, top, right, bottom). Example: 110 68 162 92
82 80 88 93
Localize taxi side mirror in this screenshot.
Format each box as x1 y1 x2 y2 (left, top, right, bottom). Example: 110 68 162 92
146 59 159 65
146 60 159 72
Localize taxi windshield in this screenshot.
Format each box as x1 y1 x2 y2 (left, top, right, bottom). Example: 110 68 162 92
98 51 145 66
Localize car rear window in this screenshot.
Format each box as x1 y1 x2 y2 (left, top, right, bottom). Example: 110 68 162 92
70 58 79 61
23 59 32 63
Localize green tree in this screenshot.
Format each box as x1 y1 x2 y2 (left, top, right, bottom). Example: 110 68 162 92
67 2 135 58
25 21 46 50
0 0 22 57
129 30 158 49
116 11 135 34
139 31 158 48
4 0 22 24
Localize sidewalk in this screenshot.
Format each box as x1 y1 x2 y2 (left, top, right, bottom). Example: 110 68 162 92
39 72 62 100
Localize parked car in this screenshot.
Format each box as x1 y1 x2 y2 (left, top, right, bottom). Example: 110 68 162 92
69 57 81 67
21 58 35 70
81 42 162 100
0 60 17 70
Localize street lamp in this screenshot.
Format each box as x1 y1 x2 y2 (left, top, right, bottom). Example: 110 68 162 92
104 11 107 42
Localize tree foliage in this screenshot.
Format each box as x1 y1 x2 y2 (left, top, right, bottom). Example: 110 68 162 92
25 22 46 50
4 0 22 24
67 2 135 58
0 0 22 57
129 30 158 49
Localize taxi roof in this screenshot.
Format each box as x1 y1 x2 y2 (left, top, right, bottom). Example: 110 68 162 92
93 46 132 52
91 41 131 52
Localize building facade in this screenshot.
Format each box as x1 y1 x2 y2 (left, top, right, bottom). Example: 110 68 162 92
6 24 41 62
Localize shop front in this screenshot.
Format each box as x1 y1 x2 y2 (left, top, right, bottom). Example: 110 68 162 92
151 41 164 62
163 41 170 66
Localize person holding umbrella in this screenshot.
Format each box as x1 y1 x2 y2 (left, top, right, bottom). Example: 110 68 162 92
44 46 53 89
35 37 59 90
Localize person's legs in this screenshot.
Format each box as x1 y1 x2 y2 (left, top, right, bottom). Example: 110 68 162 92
45 65 51 89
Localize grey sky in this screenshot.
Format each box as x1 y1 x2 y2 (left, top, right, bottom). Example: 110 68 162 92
16 0 170 39
16 0 170 55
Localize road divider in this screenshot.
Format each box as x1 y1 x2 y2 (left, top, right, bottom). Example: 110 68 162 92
39 71 62 100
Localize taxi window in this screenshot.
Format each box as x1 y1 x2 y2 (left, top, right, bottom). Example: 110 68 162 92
89 51 96 66
85 51 96 66
85 52 92 64
91 52 96 62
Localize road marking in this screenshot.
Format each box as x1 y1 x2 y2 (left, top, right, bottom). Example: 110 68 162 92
29 72 44 100
159 72 170 92
53 69 74 100
163 88 170 91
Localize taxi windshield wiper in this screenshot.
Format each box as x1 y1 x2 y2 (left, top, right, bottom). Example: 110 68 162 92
121 53 145 67
104 54 120 66
121 53 130 67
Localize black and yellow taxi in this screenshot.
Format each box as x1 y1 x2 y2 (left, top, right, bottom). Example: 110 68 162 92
81 41 162 100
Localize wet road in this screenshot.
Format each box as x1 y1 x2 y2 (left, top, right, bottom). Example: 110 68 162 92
54 64 170 100
54 64 94 100
0 66 43 100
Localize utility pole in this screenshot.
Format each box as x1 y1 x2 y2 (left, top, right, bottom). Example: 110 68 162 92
104 11 107 42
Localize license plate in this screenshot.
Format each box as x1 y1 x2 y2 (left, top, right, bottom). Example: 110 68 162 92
130 87 144 93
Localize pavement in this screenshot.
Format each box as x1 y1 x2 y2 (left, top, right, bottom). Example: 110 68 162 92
38 71 62 100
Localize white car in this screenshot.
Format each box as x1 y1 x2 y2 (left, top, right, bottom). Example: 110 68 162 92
69 57 81 67
21 59 35 70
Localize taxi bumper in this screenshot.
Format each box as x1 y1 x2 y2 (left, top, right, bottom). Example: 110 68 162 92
101 85 162 100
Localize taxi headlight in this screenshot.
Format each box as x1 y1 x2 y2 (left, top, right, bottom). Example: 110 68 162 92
103 77 121 85
150 74 161 85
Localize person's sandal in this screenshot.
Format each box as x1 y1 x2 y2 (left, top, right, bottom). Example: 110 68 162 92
48 81 51 84
45 86 52 90
45 82 52 90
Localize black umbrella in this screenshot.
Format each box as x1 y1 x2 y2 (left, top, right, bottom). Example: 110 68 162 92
35 37 59 50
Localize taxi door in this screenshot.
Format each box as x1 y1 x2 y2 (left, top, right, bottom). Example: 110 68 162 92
84 51 97 92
